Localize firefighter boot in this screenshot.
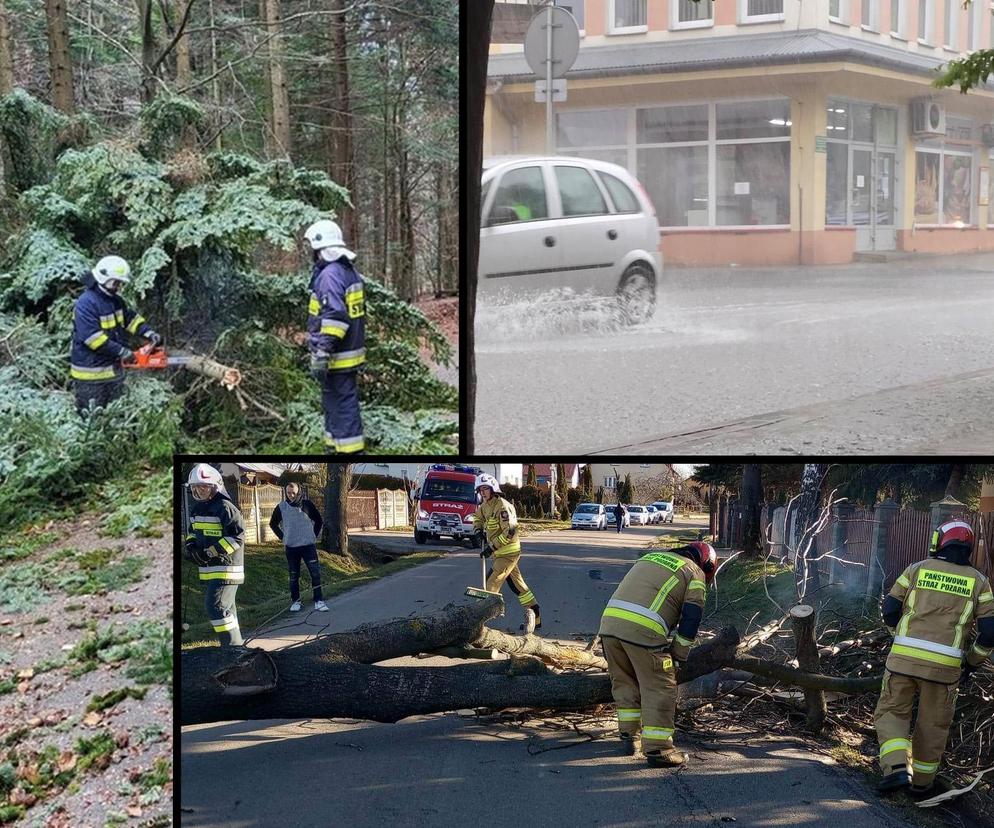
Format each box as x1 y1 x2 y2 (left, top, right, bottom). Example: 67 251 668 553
619 733 637 756
522 608 536 635
877 767 910 794
519 605 542 632
645 748 686 768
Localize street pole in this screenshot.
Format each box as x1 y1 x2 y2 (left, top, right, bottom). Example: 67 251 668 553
545 3 554 154
550 464 556 517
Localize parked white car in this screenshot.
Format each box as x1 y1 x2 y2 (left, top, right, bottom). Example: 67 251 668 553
572 503 607 530
652 501 675 524
627 505 650 526
645 505 660 525
605 505 630 528
479 156 662 325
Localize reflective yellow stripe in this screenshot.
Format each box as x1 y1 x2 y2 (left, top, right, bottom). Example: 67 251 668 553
99 314 116 329
879 738 911 758
326 434 365 453
212 619 237 632
320 322 347 338
641 552 685 572
518 591 535 605
329 349 366 369
199 571 244 581
897 588 917 636
891 643 962 667
649 575 678 613
308 295 321 315
979 590 993 604
952 599 974 649
617 708 641 721
688 579 706 593
602 607 667 637
115 309 125 325
86 332 109 350
493 539 521 556
896 573 911 589
345 284 365 318
126 314 145 334
71 365 118 381
971 643 993 657
642 726 674 740
673 633 694 647
218 537 235 554
912 759 939 773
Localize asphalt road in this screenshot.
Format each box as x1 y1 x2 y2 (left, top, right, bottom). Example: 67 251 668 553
474 253 994 453
181 521 910 828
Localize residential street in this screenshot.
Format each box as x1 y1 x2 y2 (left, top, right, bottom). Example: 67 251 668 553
474 253 994 453
181 520 909 828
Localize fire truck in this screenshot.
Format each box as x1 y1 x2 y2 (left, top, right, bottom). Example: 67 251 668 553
414 464 482 546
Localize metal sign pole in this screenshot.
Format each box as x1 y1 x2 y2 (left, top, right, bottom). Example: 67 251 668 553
545 4 554 154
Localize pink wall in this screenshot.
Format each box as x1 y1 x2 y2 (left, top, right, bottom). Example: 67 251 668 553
659 228 857 266
899 227 994 254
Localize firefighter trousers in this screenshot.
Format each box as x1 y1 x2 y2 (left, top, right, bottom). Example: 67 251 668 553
874 669 958 788
486 554 538 610
320 370 364 453
74 377 125 414
204 581 243 646
602 635 677 752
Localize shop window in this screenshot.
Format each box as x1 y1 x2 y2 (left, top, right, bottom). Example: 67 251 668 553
674 0 713 29
915 152 940 223
876 108 898 145
554 165 609 217
559 148 629 168
988 156 994 225
850 102 874 142
488 166 549 225
826 143 848 225
741 0 784 22
609 0 647 33
716 143 790 225
638 104 708 143
827 101 850 138
943 154 972 223
716 99 791 140
637 145 709 227
557 110 627 148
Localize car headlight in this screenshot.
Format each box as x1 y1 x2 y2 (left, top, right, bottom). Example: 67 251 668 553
418 510 429 519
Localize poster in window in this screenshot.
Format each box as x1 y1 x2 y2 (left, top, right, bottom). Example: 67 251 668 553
979 167 989 208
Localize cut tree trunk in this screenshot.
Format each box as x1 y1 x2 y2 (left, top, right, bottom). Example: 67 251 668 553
183 355 242 389
790 604 827 732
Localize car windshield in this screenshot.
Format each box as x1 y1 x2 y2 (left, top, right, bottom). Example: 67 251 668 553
575 504 600 514
421 479 476 504
657 502 670 509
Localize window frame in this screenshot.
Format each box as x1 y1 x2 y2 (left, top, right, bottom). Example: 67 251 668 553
671 0 714 31
914 144 975 227
484 164 552 227
829 0 846 24
738 0 785 25
552 163 611 219
555 0 585 37
890 0 905 39
918 0 934 45
942 0 958 49
861 1 880 31
607 0 648 35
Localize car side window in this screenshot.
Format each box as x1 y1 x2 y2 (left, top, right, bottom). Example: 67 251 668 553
598 171 640 214
487 166 548 225
554 165 608 217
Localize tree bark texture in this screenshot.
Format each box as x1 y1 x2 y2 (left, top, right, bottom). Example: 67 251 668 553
795 463 827 597
261 0 291 158
327 0 356 245
45 0 75 113
322 463 349 555
790 604 827 732
183 355 242 389
741 464 762 557
464 0 494 454
0 0 12 96
173 0 193 90
138 0 159 103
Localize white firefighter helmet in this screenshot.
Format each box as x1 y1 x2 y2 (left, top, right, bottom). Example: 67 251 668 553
475 473 501 496
188 463 224 500
304 219 356 260
92 255 131 286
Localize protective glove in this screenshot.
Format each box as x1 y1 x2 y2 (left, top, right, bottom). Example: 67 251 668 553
960 663 978 688
145 330 163 347
119 348 135 363
480 541 493 559
310 354 329 382
185 540 213 567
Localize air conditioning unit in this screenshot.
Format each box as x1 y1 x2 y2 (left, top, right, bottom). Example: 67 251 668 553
911 98 946 136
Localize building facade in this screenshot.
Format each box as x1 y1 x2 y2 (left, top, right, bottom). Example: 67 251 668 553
486 0 994 265
587 462 679 492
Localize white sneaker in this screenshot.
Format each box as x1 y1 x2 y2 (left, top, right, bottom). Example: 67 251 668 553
290 601 302 612
314 600 329 612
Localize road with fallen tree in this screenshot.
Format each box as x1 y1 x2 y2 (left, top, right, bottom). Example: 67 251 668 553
180 520 914 828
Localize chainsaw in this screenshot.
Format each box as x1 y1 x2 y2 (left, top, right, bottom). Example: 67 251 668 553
123 343 195 370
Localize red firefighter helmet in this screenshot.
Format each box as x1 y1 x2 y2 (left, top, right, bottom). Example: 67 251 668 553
682 541 718 584
931 520 975 557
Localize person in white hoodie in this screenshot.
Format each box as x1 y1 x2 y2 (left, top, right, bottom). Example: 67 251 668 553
269 482 328 613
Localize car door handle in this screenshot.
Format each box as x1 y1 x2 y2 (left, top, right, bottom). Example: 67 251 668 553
544 236 556 247
607 229 618 240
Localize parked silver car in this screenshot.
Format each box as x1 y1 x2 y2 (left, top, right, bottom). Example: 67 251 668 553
479 156 662 325
571 502 607 530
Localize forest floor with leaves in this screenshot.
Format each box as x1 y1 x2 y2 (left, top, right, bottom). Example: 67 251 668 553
417 296 458 389
0 487 172 826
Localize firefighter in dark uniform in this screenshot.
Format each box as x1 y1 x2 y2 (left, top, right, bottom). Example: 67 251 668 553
598 542 717 767
304 219 366 454
70 255 162 413
875 520 994 794
185 463 246 646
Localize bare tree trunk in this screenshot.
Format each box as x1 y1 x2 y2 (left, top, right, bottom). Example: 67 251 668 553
261 0 291 159
741 464 762 557
0 0 12 96
207 0 222 150
796 463 827 597
329 0 357 245
790 604 826 733
944 463 967 499
45 0 75 113
137 0 158 103
465 0 494 454
174 0 192 90
323 463 350 555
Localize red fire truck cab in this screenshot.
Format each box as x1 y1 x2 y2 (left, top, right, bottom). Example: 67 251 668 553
414 464 482 546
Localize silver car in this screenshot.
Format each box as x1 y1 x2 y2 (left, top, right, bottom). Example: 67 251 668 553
479 156 662 325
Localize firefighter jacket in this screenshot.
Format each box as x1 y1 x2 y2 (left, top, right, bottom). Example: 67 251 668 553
882 557 994 684
70 279 153 382
472 496 521 557
307 257 366 373
598 550 707 659
185 492 246 585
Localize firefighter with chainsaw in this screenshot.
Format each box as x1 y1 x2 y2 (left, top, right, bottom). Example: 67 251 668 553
305 219 366 454
875 519 994 795
598 542 716 767
472 473 541 633
184 463 246 646
70 255 162 413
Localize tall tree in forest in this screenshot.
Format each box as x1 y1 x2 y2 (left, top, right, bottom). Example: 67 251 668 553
45 0 75 113
0 0 12 96
138 0 158 102
465 0 494 454
741 464 762 557
323 463 351 556
173 0 193 90
261 0 292 158
795 463 828 597
328 0 357 245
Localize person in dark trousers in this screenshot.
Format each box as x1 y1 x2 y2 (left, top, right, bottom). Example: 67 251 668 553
614 502 626 534
269 481 328 613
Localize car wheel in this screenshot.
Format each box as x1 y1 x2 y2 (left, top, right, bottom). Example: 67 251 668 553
615 261 656 326
414 530 427 545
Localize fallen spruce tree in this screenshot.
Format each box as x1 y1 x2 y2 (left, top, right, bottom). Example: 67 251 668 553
181 596 883 726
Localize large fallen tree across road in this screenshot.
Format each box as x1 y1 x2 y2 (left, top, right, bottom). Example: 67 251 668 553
180 597 882 726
